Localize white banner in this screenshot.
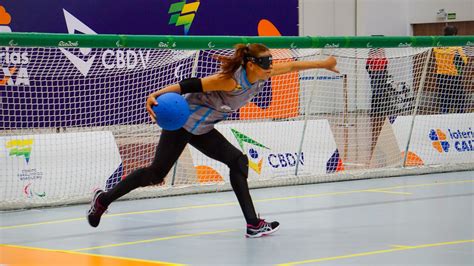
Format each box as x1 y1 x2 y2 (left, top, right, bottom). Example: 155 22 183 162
1 131 122 201
391 113 474 165
188 120 341 182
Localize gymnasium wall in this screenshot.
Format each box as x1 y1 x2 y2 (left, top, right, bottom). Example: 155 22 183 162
299 0 474 36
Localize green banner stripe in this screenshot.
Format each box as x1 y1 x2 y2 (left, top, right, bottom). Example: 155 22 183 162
0 32 473 49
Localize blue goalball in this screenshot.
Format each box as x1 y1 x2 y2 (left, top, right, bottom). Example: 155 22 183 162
152 93 190 131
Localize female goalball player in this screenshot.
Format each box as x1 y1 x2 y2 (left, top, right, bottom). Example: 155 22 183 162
88 43 339 238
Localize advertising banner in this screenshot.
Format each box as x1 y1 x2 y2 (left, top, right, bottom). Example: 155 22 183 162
188 120 344 182
391 113 474 165
0 1 297 36
0 3 299 129
0 131 122 202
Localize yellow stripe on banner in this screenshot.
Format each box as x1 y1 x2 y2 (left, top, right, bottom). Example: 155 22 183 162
182 2 200 14
278 239 474 265
176 14 195 26
72 229 238 252
0 244 184 266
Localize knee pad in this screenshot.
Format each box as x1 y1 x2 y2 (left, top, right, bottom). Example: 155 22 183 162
229 153 249 179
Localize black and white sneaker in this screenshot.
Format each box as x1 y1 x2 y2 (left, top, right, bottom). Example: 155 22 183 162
246 219 280 238
87 189 107 228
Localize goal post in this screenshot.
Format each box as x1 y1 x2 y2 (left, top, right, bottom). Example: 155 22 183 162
1 33 473 210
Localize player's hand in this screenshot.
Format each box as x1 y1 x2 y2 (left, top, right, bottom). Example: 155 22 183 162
146 95 158 122
325 56 339 73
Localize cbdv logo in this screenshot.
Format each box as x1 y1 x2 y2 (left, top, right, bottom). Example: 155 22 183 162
60 9 151 76
231 128 304 174
429 128 474 153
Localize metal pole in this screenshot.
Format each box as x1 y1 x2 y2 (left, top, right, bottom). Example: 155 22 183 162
402 48 432 167
343 74 349 162
295 55 324 175
171 50 201 186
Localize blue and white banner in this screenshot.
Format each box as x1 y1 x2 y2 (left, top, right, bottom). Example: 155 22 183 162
391 113 474 165
0 131 122 201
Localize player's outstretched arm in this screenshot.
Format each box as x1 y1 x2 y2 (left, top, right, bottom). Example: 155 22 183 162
271 56 339 77
145 74 237 122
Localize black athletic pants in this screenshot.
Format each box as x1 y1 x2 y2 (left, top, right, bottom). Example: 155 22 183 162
100 128 259 225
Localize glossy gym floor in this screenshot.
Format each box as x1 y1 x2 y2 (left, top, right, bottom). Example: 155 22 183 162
1 170 473 265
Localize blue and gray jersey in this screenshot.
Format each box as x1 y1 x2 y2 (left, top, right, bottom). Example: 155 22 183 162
183 67 265 135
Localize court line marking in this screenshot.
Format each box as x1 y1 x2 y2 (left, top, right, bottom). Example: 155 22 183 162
1 179 472 230
277 239 474 265
72 228 238 252
390 245 412 248
0 243 184 265
364 189 412 195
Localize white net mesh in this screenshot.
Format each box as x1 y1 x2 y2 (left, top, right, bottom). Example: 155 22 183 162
1 45 473 210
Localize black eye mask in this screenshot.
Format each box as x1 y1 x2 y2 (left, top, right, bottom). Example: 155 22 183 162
245 55 273 70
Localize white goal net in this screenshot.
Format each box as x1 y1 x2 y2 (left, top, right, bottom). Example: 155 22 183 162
1 35 473 210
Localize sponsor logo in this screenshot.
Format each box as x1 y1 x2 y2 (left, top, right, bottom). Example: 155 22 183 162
6 139 33 163
0 51 30 65
168 0 200 35
18 168 43 181
0 7 31 86
231 128 269 174
0 5 12 32
0 65 30 86
208 42 215 49
324 43 340 48
58 40 79 47
290 43 297 49
429 128 474 153
231 128 304 174
8 40 18 47
429 129 450 152
102 50 150 69
466 41 474 46
158 41 177 48
24 182 46 198
60 9 96 76
60 9 152 76
447 128 474 152
398 42 412 47
326 149 344 173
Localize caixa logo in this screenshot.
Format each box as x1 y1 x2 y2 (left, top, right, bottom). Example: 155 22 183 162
0 6 31 86
447 128 474 152
430 128 474 153
0 50 31 86
60 9 151 76
429 129 450 153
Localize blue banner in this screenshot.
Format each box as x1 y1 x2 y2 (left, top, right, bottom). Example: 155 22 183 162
1 1 298 36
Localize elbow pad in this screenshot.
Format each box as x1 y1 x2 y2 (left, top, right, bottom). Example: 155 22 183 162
179 78 203 94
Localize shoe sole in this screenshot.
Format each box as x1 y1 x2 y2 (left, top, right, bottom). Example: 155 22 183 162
245 224 280 238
